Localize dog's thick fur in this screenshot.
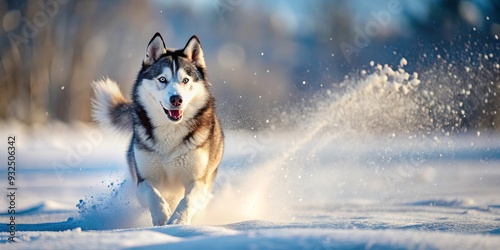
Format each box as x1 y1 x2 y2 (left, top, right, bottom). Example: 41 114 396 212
92 33 224 225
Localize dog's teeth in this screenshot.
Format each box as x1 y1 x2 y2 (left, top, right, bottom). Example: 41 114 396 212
167 110 182 120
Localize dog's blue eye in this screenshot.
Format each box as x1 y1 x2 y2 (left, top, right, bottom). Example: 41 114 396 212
158 77 167 83
182 78 189 84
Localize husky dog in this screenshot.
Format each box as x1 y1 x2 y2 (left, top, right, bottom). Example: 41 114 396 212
92 33 224 225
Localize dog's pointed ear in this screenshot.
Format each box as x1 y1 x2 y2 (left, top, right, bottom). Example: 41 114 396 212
143 32 166 66
183 35 206 69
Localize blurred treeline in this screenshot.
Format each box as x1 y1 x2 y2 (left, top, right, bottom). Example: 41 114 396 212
0 0 499 130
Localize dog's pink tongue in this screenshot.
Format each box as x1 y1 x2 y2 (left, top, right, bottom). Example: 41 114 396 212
168 110 182 119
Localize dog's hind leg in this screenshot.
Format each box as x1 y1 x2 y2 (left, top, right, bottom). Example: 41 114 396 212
167 181 210 225
137 180 171 226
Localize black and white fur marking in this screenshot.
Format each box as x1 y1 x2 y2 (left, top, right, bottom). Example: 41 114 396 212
92 33 224 225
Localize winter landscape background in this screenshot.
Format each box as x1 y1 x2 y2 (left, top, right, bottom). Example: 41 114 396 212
0 0 499 249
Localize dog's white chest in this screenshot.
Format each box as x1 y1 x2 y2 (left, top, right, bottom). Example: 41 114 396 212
134 146 208 185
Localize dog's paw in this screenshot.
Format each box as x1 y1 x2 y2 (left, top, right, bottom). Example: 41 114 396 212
151 213 168 226
167 211 189 225
150 204 170 226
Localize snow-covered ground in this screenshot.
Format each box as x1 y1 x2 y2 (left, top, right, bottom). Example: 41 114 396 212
1 63 499 249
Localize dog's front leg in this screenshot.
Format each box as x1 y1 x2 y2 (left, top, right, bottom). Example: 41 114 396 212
167 181 209 225
137 180 171 226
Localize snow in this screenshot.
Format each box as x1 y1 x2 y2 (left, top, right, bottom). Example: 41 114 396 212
1 63 500 249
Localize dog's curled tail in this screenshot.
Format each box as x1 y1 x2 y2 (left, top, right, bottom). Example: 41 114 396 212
91 78 133 132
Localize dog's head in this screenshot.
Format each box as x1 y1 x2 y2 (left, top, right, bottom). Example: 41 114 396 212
136 33 210 124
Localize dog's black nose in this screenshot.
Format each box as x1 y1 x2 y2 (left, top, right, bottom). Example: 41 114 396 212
170 95 183 107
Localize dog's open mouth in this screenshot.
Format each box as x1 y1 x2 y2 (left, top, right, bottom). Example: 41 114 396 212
163 108 183 122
